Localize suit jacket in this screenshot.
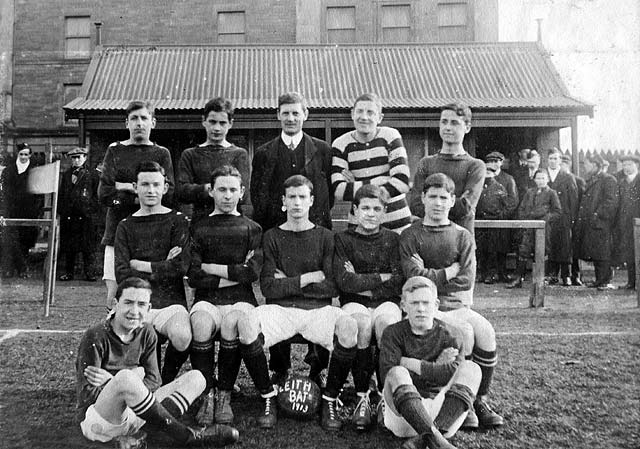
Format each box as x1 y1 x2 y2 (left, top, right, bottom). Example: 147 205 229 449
574 172 618 261
494 170 519 218
59 164 100 219
250 132 333 231
613 174 640 264
548 170 579 262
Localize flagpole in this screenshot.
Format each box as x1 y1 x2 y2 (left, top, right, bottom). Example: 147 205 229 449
43 160 60 317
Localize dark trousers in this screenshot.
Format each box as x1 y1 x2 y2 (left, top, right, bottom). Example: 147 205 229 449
593 260 612 285
64 249 96 278
571 257 581 280
547 261 570 279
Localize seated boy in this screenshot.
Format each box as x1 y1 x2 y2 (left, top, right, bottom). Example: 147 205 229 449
379 276 480 449
333 184 404 430
187 165 263 425
399 173 503 429
237 175 357 431
114 161 192 385
76 276 238 447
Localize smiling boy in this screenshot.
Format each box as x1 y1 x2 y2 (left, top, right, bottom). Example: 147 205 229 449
114 161 191 385
76 277 239 447
177 97 251 223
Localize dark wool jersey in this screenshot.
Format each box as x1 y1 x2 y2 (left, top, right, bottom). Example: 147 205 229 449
98 142 175 246
333 228 403 307
114 210 190 308
75 319 160 421
409 152 486 233
176 143 251 222
188 213 263 306
399 221 476 308
379 319 463 398
261 225 338 309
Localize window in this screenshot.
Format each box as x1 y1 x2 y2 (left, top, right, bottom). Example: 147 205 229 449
65 16 91 59
381 4 411 43
63 84 82 126
326 6 356 43
218 11 246 43
437 2 468 41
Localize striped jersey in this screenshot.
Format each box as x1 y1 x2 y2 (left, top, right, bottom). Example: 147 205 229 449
331 126 411 233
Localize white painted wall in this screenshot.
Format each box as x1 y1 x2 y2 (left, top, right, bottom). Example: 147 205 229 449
499 0 640 153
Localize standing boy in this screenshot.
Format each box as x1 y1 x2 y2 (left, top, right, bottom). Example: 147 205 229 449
99 101 175 307
76 276 239 447
332 92 412 233
177 97 251 223
409 103 485 234
187 165 263 425
114 161 191 385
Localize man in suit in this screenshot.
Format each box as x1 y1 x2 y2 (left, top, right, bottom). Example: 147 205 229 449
560 154 586 285
613 154 640 290
250 91 334 386
573 154 619 290
58 147 100 281
545 148 579 286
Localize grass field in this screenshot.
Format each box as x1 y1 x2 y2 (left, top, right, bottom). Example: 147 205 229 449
1 276 639 449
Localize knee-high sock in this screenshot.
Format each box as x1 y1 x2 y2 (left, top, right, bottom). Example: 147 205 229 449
307 344 330 379
161 342 190 385
324 340 356 399
190 339 216 392
268 341 291 374
160 391 191 418
392 384 434 435
218 338 241 391
472 347 497 397
434 384 475 430
351 347 374 394
241 337 274 396
132 390 192 444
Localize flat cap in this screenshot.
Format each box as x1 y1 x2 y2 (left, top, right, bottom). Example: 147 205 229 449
68 147 88 156
485 151 504 161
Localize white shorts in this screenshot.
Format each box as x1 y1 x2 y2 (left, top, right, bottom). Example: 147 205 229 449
380 387 446 438
146 304 189 336
251 304 345 351
80 404 145 443
341 301 402 325
190 301 255 330
103 245 115 281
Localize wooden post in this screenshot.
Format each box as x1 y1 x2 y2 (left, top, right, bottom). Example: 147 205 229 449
634 218 640 307
43 161 60 316
530 225 546 307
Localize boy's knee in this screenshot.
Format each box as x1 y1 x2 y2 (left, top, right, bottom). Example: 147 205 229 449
190 312 215 342
181 369 206 392
167 325 192 351
334 315 358 348
237 315 260 344
112 369 143 391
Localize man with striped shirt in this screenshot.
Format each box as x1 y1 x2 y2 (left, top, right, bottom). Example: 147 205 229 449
331 93 412 233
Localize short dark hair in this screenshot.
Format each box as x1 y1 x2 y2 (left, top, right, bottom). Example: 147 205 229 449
441 102 472 124
547 147 561 157
352 184 389 208
135 160 165 179
203 97 234 121
114 277 152 301
353 93 382 112
210 164 243 187
278 92 307 111
422 173 455 194
283 174 314 195
126 100 154 118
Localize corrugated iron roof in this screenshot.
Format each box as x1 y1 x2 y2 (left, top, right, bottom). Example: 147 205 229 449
65 43 592 114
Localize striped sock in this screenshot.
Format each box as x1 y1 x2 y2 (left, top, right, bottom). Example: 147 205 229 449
160 391 190 418
472 348 497 396
132 390 192 443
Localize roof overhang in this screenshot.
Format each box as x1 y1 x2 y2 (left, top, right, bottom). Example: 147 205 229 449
64 43 594 123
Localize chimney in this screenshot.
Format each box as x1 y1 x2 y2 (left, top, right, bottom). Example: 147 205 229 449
94 22 103 46
535 18 543 42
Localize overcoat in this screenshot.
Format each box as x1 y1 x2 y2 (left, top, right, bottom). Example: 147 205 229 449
613 175 640 264
548 171 578 263
59 163 100 252
573 172 618 261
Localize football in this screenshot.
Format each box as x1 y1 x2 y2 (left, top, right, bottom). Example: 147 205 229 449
277 374 321 420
